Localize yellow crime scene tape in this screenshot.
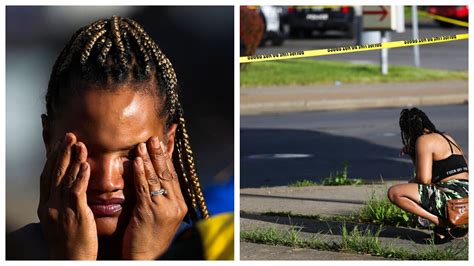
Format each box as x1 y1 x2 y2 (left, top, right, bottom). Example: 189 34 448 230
417 10 469 28
240 33 468 63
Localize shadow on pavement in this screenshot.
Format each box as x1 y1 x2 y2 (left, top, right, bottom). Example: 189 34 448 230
241 211 431 243
241 128 412 188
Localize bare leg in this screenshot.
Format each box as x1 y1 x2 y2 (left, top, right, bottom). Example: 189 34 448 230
387 183 443 226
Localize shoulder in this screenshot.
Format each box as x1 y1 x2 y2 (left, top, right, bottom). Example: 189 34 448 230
6 223 49 260
415 134 437 151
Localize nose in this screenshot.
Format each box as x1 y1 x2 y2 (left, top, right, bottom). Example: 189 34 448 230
87 155 125 194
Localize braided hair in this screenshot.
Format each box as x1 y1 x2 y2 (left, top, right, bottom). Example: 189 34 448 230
399 107 442 158
45 16 209 222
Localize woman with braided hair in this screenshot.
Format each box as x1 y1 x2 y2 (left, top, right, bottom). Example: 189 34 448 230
388 107 468 243
7 16 212 260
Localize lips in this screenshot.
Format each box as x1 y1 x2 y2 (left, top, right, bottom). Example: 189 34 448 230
88 198 125 217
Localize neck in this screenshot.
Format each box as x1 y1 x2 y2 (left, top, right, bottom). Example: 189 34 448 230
97 235 123 260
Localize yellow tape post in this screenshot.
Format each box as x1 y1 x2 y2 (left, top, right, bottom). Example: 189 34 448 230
240 33 468 63
418 10 469 28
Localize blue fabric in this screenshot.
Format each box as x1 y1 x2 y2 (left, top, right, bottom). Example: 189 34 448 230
203 176 234 215
173 221 192 242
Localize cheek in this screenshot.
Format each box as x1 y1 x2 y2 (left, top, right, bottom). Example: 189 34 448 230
121 159 137 202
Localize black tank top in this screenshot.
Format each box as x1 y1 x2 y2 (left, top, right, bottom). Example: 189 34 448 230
431 133 468 183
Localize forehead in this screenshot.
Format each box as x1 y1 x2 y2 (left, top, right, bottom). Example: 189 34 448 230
57 85 164 151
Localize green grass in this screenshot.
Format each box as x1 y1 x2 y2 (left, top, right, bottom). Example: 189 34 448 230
240 59 468 87
288 162 363 187
289 179 319 187
261 210 353 222
404 6 434 24
241 225 468 260
321 162 363 186
261 190 420 228
358 192 419 228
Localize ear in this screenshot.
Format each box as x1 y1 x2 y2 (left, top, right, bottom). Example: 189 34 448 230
166 123 178 158
41 114 53 156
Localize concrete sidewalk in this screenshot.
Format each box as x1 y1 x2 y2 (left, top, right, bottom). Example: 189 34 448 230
241 242 384 260
241 181 395 216
240 80 468 115
240 182 468 260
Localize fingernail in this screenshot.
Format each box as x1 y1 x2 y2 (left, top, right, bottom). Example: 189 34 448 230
64 133 73 144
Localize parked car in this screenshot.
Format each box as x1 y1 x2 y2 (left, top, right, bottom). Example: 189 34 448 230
426 6 468 27
286 6 355 38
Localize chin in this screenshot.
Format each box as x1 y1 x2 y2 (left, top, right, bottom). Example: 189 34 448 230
95 216 121 237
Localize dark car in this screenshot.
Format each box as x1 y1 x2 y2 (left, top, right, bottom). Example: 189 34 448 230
286 6 355 38
426 6 468 27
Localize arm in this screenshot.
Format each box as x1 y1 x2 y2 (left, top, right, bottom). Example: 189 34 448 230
413 136 433 185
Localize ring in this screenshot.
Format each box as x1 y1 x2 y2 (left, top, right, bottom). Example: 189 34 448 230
150 188 168 196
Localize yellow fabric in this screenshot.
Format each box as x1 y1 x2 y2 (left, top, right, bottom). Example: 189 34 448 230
196 213 234 260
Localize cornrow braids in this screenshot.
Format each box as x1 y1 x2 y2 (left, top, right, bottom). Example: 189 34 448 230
46 16 209 222
399 107 441 158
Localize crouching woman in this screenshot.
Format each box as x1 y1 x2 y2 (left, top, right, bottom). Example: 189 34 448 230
388 108 468 242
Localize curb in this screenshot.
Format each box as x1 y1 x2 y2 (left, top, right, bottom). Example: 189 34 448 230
241 94 468 115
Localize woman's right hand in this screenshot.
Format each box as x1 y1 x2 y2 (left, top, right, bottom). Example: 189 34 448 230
37 133 98 260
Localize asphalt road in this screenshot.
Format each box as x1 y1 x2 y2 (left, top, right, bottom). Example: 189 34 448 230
256 24 468 71
240 104 468 188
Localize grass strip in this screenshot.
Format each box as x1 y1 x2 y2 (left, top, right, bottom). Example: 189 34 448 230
358 192 419 228
241 226 468 260
261 211 352 223
261 190 419 228
288 162 363 187
241 59 468 87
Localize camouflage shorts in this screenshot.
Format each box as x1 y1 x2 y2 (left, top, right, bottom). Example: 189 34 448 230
419 179 469 220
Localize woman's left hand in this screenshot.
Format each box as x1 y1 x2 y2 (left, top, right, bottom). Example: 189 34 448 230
122 136 187 260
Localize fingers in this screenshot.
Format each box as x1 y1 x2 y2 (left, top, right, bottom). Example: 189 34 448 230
70 162 91 212
63 142 88 205
50 133 77 200
137 142 161 192
63 142 88 190
147 137 180 198
134 136 184 205
147 137 168 180
133 157 151 205
158 141 182 198
160 141 178 181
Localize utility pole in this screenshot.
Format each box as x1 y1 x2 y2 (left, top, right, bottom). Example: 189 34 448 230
412 5 420 67
380 31 389 75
